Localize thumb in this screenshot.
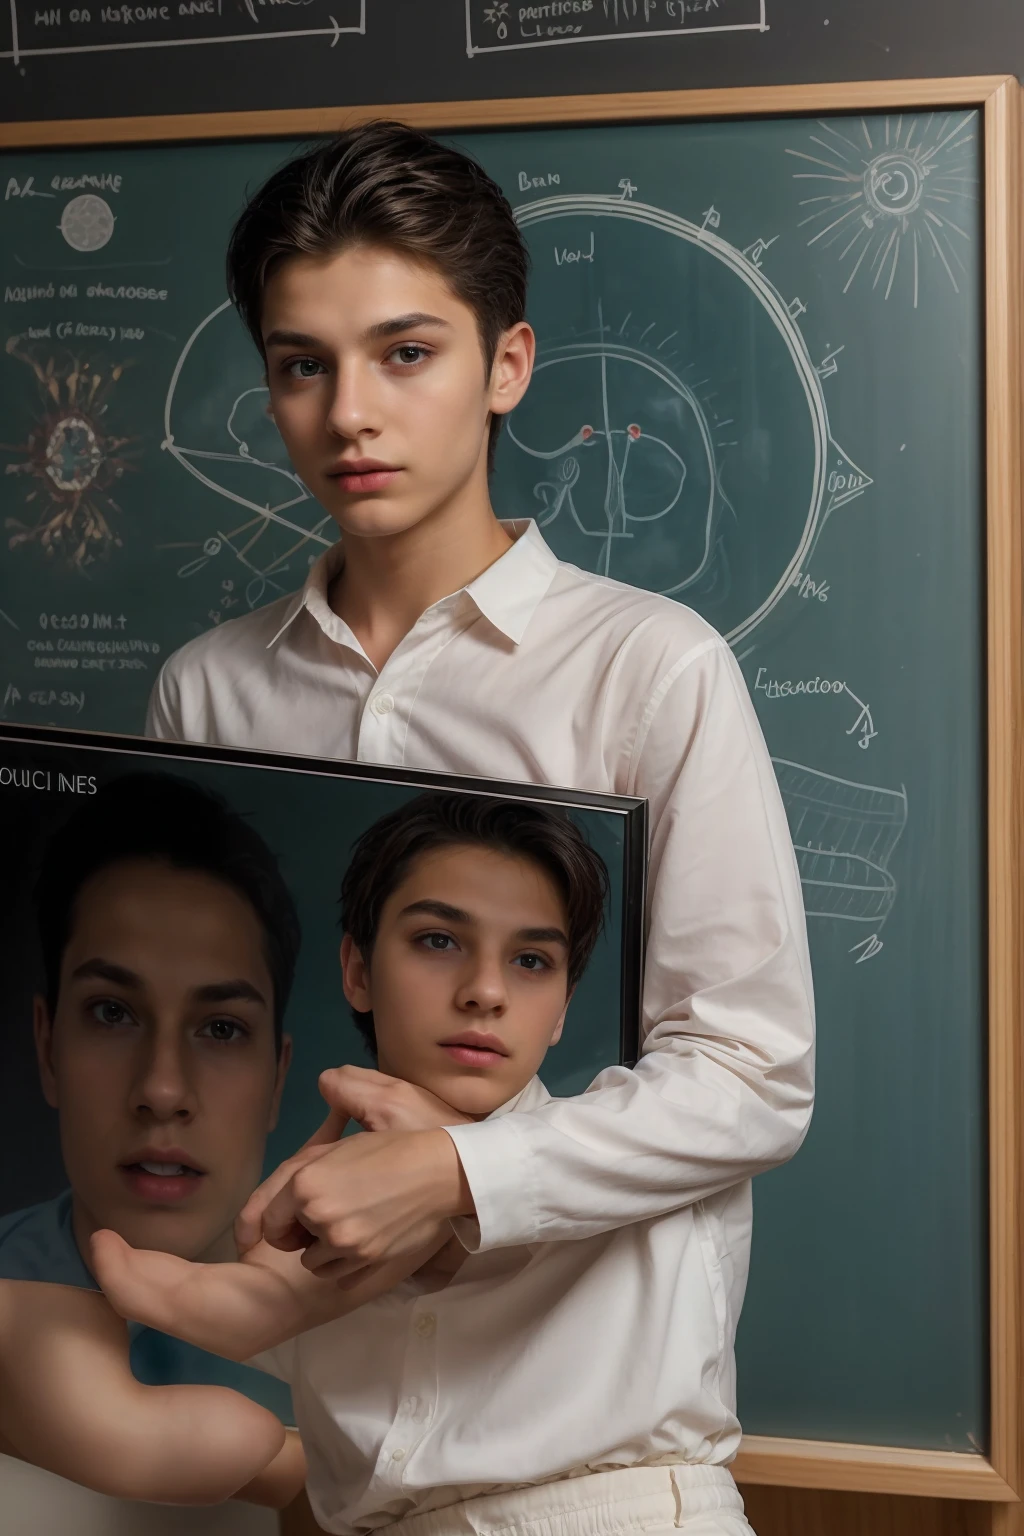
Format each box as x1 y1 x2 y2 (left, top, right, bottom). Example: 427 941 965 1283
90 1228 147 1321
318 1065 394 1129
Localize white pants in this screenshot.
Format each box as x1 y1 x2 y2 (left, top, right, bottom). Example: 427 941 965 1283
387 1466 756 1536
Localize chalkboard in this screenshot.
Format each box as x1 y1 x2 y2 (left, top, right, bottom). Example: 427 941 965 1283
0 105 992 1460
1 0 1022 127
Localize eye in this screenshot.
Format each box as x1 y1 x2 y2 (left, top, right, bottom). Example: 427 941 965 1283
387 343 431 368
199 1017 249 1044
89 998 135 1027
418 931 457 953
513 952 551 973
285 357 325 379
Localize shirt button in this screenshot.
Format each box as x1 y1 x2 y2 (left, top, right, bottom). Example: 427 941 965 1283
372 692 395 716
415 1312 437 1338
391 1448 406 1463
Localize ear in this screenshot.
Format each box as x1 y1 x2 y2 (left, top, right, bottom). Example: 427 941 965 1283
33 995 59 1109
548 986 574 1049
340 934 373 1013
267 1033 293 1132
487 321 536 421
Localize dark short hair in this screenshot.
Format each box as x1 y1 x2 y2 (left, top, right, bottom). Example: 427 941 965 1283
34 772 301 1055
226 120 530 471
339 792 609 1057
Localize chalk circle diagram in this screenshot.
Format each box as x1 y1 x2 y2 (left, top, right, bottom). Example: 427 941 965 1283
789 113 978 307
60 195 115 253
496 195 872 646
162 299 334 606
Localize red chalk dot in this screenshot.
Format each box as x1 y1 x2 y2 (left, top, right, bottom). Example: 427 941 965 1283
581 425 594 440
628 424 641 440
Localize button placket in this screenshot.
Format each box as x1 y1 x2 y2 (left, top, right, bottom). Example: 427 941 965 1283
356 603 469 765
375 1307 439 1485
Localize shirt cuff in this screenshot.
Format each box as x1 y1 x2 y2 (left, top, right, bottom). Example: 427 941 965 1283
443 1117 539 1253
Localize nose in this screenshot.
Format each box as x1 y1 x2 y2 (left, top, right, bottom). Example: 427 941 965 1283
454 951 509 1016
325 356 382 441
131 1032 196 1123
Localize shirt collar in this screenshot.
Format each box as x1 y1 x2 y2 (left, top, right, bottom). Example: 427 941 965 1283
267 519 558 652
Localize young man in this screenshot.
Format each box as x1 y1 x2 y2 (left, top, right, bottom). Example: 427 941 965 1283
0 772 304 1506
145 122 815 1533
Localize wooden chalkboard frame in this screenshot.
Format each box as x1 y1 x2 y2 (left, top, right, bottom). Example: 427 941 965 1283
1 74 1021 1510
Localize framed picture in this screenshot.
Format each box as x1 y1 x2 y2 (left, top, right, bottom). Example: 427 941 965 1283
0 718 646 1429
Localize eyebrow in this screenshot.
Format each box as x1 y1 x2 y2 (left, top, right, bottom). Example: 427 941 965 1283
263 312 452 351
399 900 569 948
363 312 452 342
70 959 268 1009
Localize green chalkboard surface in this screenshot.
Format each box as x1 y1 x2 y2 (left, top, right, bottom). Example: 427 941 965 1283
0 113 987 1452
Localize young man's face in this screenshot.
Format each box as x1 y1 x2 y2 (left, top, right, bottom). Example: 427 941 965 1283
34 859 291 1264
260 243 533 539
342 843 572 1119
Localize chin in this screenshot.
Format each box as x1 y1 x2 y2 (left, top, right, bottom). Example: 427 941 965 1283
441 1080 513 1120
117 1214 220 1262
326 494 449 541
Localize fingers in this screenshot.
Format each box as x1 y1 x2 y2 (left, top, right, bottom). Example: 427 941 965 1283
259 1170 320 1253
302 1248 368 1282
318 1064 396 1130
235 1140 336 1253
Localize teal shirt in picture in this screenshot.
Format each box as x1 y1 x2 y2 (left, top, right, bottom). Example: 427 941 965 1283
0 1190 294 1422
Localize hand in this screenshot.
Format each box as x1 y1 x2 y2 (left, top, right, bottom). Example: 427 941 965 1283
235 1066 475 1258
257 1128 475 1279
317 1064 476 1136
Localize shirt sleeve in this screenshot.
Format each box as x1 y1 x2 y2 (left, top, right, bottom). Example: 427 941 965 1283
145 660 184 740
446 637 815 1251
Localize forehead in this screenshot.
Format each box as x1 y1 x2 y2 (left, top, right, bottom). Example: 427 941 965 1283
64 859 270 973
260 243 474 336
387 841 567 923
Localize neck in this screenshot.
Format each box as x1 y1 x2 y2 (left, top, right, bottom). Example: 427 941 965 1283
329 475 513 672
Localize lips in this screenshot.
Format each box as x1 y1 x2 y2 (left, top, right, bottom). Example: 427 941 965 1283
120 1150 206 1205
328 460 400 495
439 1032 509 1069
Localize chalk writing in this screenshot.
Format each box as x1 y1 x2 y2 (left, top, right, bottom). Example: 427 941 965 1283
2 0 363 63
467 0 767 54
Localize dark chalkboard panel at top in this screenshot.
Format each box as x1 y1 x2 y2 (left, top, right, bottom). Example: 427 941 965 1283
0 109 988 1457
2 0 1023 127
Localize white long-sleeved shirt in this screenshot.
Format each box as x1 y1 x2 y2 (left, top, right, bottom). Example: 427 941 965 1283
147 518 815 1516
250 1076 765 1533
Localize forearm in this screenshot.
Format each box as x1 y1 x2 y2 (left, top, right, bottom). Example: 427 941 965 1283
448 1015 813 1249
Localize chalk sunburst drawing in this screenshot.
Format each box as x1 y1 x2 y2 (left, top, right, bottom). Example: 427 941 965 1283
1 338 136 568
787 112 978 307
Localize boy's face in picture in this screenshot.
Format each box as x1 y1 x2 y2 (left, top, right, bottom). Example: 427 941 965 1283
342 843 572 1119
260 243 534 540
34 859 291 1264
